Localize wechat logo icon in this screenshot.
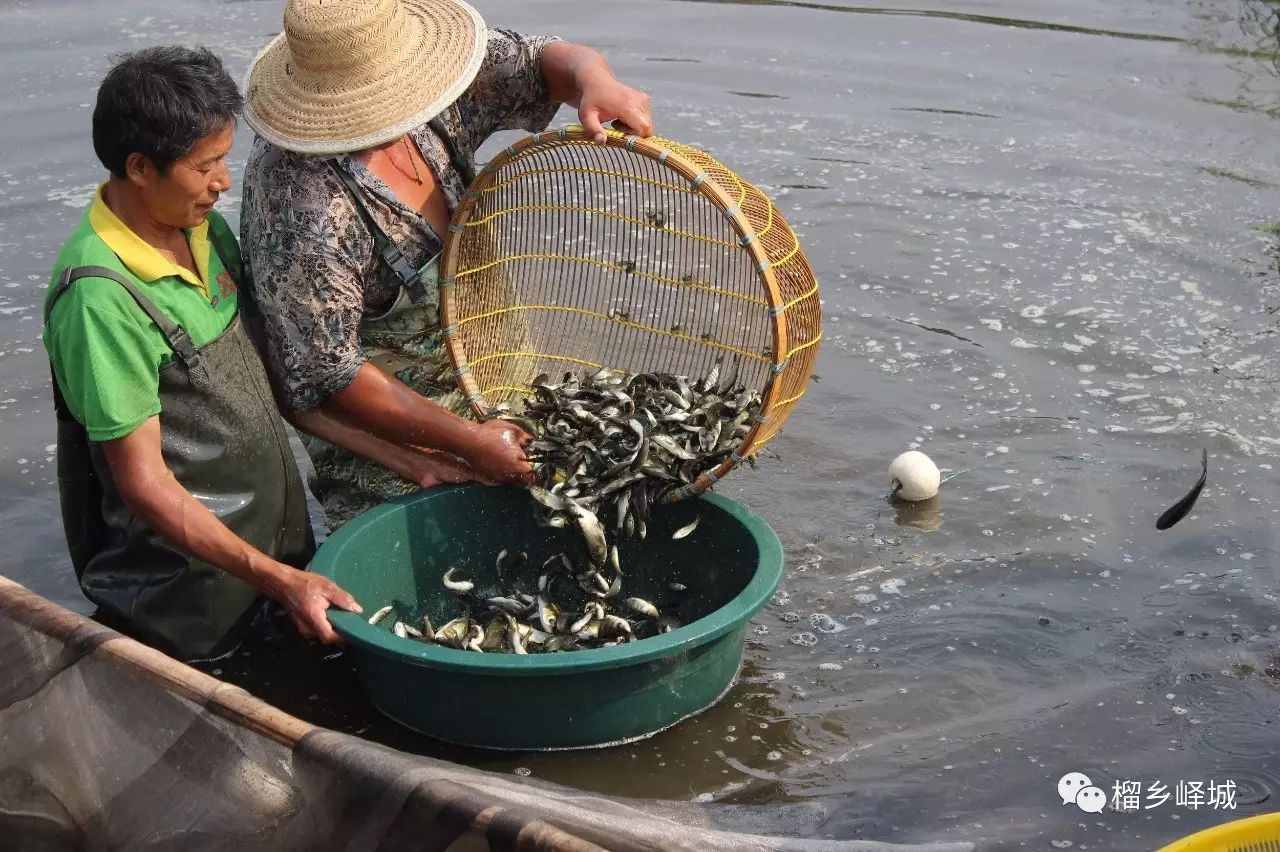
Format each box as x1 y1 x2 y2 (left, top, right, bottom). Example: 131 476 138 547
1058 772 1107 813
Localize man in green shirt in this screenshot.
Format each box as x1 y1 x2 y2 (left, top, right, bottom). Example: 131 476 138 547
42 46 372 660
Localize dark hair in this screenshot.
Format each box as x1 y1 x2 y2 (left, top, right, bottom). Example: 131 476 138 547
92 46 243 178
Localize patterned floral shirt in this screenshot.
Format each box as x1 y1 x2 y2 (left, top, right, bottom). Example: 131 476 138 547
240 29 560 412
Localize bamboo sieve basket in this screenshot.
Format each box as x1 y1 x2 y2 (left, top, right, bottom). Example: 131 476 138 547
439 125 822 498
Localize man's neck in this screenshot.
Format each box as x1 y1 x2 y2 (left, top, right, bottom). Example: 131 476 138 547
103 178 184 250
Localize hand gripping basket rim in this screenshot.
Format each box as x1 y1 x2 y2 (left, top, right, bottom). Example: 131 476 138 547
439 124 819 500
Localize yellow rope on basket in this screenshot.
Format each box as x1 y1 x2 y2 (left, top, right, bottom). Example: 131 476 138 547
771 237 803 268
470 351 603 370
482 385 534 398
464 203 741 250
785 331 824 357
458 304 770 363
779 282 820 312
482 166 695 197
455 253 770 308
774 389 809 407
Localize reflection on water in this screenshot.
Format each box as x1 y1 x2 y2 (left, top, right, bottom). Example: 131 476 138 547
675 0 1191 43
1 0 1278 848
893 496 942 531
1190 0 1280 118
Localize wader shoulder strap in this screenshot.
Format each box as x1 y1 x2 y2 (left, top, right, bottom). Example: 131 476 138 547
429 113 477 186
48 364 75 421
46 265 202 367
327 159 420 287
206 214 243 287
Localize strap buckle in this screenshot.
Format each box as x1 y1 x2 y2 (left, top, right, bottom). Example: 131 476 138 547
170 325 201 369
381 243 420 287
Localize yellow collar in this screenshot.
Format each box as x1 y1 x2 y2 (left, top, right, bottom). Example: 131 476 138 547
88 183 211 296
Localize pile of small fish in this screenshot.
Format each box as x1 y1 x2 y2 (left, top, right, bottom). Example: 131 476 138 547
366 358 761 654
366 548 690 654
508 356 761 544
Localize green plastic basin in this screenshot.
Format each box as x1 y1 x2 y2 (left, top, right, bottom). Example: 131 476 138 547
311 484 784 750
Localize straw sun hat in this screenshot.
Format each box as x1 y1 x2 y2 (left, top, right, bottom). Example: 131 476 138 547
243 0 487 154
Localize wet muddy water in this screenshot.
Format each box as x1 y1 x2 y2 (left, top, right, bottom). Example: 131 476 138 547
1 0 1278 848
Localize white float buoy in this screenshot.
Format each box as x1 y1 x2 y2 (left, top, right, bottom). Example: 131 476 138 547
888 451 941 502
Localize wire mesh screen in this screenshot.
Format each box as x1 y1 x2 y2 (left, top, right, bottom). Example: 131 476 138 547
440 126 821 492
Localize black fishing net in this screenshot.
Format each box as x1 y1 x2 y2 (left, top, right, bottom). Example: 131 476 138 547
0 578 975 852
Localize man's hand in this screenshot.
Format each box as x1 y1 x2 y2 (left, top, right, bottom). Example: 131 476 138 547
542 42 655 144
578 73 653 143
272 568 362 644
408 449 498 488
463 420 533 486
103 417 361 648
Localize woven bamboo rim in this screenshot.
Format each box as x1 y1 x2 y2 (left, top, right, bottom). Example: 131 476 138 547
439 125 822 499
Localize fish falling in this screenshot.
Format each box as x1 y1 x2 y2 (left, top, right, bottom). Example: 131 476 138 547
513 356 762 542
1155 447 1208 531
367 358 763 654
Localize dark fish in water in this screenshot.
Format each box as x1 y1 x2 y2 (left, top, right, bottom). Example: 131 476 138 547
1156 447 1208 531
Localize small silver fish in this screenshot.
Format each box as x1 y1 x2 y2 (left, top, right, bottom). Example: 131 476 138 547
368 605 393 626
442 566 474 594
650 433 697 460
486 596 528 616
672 517 700 539
624 597 659 619
505 615 529 655
602 614 633 637
574 503 608 566
570 602 604 634
529 486 573 512
537 596 559 634
434 617 472 648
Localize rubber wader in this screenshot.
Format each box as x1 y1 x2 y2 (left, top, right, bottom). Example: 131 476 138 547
46 222 313 661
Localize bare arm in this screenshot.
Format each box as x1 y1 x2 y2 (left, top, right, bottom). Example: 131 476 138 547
540 41 654 142
244 306 504 488
290 405 495 488
316 363 533 485
101 416 360 643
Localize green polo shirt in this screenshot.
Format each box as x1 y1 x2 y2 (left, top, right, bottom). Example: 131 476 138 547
44 184 240 441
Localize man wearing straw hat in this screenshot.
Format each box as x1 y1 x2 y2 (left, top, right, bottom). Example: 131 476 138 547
240 0 654 528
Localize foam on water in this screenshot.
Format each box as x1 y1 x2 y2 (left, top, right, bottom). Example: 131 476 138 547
1 0 1278 848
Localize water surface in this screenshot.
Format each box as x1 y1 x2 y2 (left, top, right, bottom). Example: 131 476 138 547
1 0 1278 848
